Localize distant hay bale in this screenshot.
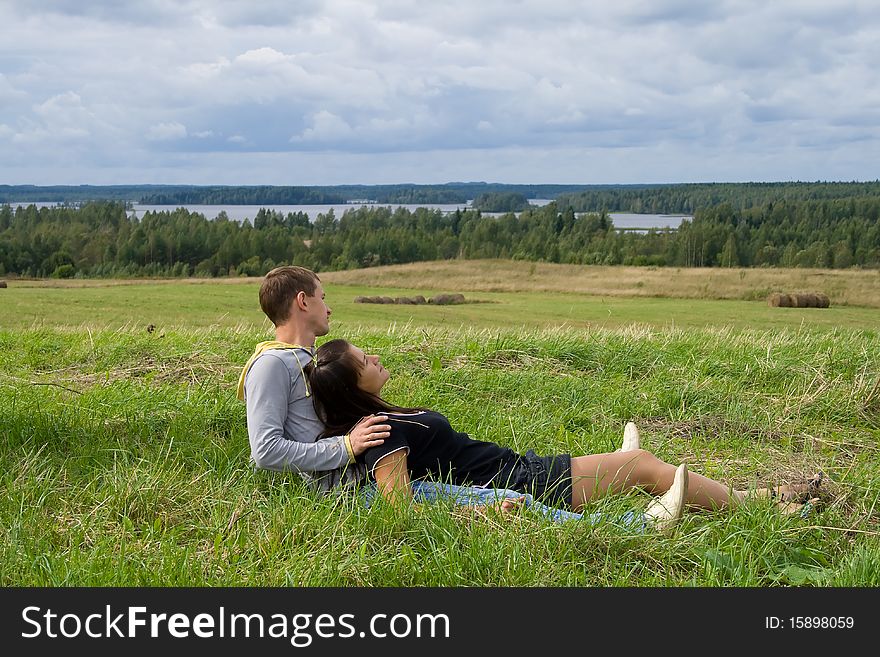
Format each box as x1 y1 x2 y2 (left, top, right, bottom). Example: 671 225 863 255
432 293 466 305
352 293 478 306
768 291 829 309
792 293 820 308
0 280 7 289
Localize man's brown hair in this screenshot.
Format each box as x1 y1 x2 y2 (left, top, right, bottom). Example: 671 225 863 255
259 265 320 326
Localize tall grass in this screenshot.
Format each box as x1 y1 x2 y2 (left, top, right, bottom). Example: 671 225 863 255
2 323 878 586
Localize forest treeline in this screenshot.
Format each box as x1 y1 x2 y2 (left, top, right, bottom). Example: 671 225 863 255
0 183 608 205
3 181 879 210
555 181 880 214
1 193 878 278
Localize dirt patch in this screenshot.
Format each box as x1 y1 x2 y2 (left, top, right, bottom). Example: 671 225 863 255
48 353 236 388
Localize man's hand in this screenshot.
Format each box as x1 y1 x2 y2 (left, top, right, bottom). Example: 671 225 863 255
348 414 390 456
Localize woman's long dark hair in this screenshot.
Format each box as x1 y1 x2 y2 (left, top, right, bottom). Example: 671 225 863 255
305 339 422 439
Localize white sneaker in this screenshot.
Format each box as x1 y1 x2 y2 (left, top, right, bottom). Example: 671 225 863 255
618 421 641 452
645 463 688 532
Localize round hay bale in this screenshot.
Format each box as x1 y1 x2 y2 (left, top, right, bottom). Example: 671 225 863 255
432 293 466 305
413 295 427 305
767 293 785 307
395 296 415 304
815 293 830 308
379 296 395 304
768 292 790 307
0 280 7 289
354 296 369 303
793 293 822 308
798 293 819 308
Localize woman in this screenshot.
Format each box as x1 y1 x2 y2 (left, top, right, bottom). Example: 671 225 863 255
306 339 822 530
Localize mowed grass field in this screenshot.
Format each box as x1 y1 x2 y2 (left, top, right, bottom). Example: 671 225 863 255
1 260 879 586
3 259 880 332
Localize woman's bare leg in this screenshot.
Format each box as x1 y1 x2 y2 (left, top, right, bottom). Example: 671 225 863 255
568 449 739 512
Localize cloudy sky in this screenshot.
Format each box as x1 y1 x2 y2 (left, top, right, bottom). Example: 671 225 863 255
1 0 878 185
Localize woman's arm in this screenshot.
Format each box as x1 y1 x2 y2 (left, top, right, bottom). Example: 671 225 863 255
373 449 413 504
373 450 525 515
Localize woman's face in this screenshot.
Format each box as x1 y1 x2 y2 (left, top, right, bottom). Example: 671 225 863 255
350 344 390 394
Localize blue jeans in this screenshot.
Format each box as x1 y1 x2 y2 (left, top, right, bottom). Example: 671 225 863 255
360 480 646 532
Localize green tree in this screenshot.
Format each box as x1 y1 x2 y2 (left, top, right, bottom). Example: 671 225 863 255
719 233 740 267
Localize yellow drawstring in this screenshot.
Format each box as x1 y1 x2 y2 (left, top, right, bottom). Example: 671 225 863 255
236 340 314 400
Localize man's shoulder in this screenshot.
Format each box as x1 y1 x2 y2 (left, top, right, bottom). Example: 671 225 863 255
251 347 311 369
246 349 305 385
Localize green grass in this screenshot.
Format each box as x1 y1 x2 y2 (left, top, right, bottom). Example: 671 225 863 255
2 316 879 586
2 279 879 332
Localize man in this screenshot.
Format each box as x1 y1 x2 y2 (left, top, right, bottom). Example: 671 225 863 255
237 265 390 492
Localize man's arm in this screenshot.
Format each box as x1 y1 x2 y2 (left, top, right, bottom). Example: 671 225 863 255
245 354 349 472
245 354 391 473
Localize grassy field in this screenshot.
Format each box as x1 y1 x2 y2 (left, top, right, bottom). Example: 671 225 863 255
1 261 879 586
2 260 879 332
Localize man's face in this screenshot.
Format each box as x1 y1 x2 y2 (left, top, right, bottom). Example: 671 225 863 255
306 282 332 336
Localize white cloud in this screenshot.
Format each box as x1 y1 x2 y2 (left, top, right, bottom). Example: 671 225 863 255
147 122 188 141
0 74 27 101
6 91 97 144
292 110 354 143
234 46 290 66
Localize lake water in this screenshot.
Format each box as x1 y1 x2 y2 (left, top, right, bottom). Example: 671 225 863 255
128 202 690 229
10 200 691 230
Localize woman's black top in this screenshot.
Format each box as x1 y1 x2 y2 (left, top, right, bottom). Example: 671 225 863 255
360 410 518 487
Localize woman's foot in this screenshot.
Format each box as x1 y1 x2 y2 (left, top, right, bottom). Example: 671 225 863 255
777 497 822 517
749 472 824 504
645 463 688 532
618 422 641 452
